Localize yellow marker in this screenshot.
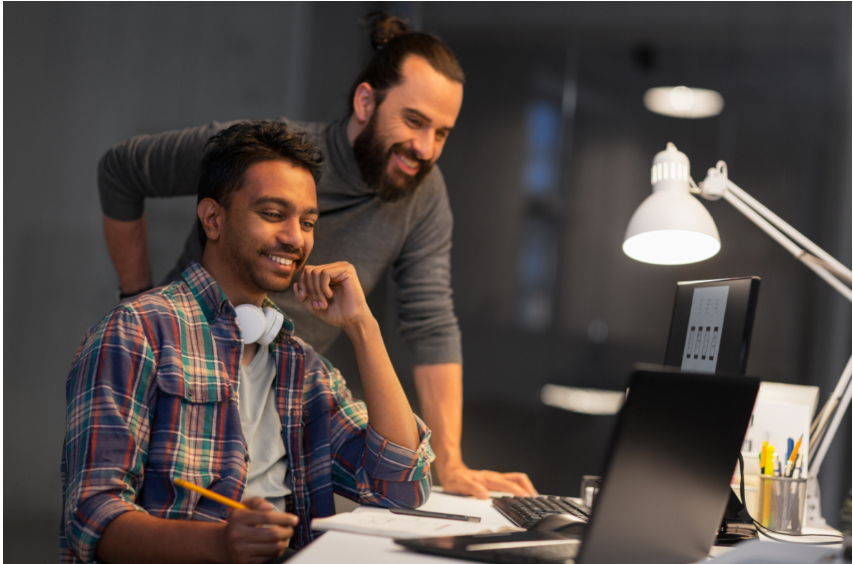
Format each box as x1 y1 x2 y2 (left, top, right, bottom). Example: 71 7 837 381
760 441 769 472
765 445 775 475
174 478 248 511
785 435 803 477
762 444 774 527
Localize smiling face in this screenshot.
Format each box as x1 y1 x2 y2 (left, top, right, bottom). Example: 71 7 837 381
352 55 464 201
200 159 319 304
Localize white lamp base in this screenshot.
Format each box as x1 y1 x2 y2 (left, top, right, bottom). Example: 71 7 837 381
805 476 827 528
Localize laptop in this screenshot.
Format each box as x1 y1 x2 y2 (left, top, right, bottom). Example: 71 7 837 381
396 365 760 564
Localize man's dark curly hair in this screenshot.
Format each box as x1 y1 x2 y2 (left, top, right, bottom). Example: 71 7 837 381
196 120 325 247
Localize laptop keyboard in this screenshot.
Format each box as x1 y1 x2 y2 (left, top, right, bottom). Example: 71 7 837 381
492 496 591 529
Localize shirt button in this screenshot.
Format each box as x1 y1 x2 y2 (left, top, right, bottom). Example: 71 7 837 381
222 510 230 519
188 389 194 397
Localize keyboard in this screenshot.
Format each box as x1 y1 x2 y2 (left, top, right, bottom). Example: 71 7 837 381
492 496 591 529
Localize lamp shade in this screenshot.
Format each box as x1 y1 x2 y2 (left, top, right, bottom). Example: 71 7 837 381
623 143 721 265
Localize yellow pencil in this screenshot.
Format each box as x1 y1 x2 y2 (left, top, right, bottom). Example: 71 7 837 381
174 478 248 511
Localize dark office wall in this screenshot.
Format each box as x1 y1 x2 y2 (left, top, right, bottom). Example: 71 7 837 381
4 2 850 559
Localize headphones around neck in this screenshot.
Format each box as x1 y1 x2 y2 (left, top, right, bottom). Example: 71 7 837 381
234 304 284 346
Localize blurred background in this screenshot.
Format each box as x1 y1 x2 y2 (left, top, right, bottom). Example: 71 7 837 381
5 2 850 559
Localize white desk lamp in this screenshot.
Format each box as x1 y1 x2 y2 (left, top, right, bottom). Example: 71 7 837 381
624 143 852 527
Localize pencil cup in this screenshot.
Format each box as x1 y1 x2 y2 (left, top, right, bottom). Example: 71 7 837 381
756 475 807 534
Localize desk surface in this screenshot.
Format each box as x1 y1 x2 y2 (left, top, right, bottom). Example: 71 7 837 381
290 492 842 563
291 492 505 564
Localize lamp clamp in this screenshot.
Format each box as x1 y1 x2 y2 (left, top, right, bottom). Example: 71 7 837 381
699 161 728 201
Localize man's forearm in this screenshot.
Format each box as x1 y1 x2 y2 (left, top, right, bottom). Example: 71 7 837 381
346 318 420 450
96 510 226 564
103 214 153 295
413 363 464 474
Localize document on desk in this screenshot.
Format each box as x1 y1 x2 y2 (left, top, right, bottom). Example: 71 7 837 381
311 507 524 539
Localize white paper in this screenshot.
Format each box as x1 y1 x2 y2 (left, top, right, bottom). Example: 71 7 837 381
743 398 811 477
681 286 729 374
311 507 523 539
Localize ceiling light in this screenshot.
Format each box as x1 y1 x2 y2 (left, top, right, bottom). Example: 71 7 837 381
644 86 724 118
540 384 625 415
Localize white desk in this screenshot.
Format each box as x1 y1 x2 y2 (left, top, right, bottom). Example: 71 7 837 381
289 493 843 563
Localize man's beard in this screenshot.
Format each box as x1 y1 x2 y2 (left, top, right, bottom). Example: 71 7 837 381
352 112 434 202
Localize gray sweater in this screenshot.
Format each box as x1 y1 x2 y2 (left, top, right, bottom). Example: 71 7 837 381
98 116 461 365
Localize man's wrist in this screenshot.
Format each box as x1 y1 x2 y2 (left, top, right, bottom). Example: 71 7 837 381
434 456 466 479
342 315 380 342
209 522 230 564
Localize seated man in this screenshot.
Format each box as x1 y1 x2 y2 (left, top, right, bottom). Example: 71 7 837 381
61 121 433 564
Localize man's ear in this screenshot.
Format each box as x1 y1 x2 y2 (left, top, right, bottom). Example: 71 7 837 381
352 82 377 125
197 198 224 243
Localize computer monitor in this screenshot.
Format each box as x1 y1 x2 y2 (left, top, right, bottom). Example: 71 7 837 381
663 277 760 375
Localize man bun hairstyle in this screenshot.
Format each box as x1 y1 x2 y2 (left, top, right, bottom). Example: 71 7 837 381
367 11 410 51
196 120 325 247
348 12 465 108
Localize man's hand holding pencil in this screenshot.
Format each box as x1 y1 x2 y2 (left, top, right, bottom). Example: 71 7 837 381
222 497 297 564
175 478 298 564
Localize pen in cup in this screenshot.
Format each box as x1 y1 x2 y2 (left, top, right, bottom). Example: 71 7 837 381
784 435 802 477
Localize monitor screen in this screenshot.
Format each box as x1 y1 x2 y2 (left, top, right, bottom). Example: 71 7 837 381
663 277 760 374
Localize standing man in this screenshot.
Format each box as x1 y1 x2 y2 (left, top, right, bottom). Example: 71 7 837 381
63 122 432 563
99 14 536 498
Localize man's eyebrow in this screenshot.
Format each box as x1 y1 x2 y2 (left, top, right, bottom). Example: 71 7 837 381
404 107 454 132
253 196 319 216
403 108 432 123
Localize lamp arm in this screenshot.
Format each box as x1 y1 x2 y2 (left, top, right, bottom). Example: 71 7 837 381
723 179 853 280
720 189 852 302
808 378 851 477
705 172 852 480
809 357 852 465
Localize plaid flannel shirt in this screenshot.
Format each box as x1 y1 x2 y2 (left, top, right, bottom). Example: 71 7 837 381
61 262 433 563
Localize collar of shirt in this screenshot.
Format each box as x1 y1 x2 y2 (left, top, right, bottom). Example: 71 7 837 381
181 261 295 341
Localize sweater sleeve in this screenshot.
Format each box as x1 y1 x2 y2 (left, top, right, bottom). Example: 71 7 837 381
391 167 463 366
98 121 239 221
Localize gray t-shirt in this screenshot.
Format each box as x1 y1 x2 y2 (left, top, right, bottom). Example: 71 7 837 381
239 345 291 512
98 116 461 365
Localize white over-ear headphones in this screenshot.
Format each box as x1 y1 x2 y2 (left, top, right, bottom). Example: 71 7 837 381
234 304 284 346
